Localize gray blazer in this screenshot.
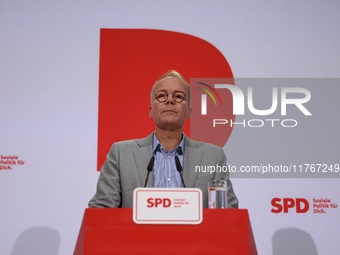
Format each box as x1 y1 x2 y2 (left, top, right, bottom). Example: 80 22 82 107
89 133 238 208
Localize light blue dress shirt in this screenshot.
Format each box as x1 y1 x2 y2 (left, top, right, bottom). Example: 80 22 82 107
152 133 185 188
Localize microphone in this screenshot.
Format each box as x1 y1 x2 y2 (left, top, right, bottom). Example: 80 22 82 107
144 156 155 187
175 155 186 188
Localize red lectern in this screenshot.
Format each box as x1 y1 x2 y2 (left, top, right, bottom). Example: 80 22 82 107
74 208 257 255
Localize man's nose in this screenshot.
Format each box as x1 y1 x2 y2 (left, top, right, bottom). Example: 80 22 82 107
165 93 175 104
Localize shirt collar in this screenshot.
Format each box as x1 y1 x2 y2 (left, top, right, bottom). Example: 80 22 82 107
152 133 185 155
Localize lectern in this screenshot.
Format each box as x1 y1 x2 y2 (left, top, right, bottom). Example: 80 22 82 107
74 208 257 255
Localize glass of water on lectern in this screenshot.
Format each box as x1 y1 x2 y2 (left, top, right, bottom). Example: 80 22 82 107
207 179 227 209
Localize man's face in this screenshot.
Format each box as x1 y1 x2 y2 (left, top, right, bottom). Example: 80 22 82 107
149 77 191 132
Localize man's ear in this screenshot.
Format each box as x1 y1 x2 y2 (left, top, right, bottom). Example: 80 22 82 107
188 107 192 118
149 106 152 117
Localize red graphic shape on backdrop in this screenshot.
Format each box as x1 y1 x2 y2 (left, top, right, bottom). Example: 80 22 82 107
98 29 234 170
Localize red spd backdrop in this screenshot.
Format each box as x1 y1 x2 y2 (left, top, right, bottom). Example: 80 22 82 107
97 29 234 170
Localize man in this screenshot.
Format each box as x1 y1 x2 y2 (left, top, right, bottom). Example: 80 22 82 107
89 70 238 208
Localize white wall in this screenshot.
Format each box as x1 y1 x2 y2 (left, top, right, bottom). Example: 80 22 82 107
1 1 339 254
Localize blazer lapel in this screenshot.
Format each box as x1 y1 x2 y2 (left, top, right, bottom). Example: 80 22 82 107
134 133 154 187
183 136 202 188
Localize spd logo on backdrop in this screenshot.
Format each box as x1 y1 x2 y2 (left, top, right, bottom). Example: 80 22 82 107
271 197 338 214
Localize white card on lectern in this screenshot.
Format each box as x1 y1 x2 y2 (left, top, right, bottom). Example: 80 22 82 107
133 188 203 225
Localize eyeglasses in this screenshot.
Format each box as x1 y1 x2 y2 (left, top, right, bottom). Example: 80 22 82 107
154 90 187 103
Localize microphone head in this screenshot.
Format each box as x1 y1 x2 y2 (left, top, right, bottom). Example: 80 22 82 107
175 155 183 172
147 156 155 172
